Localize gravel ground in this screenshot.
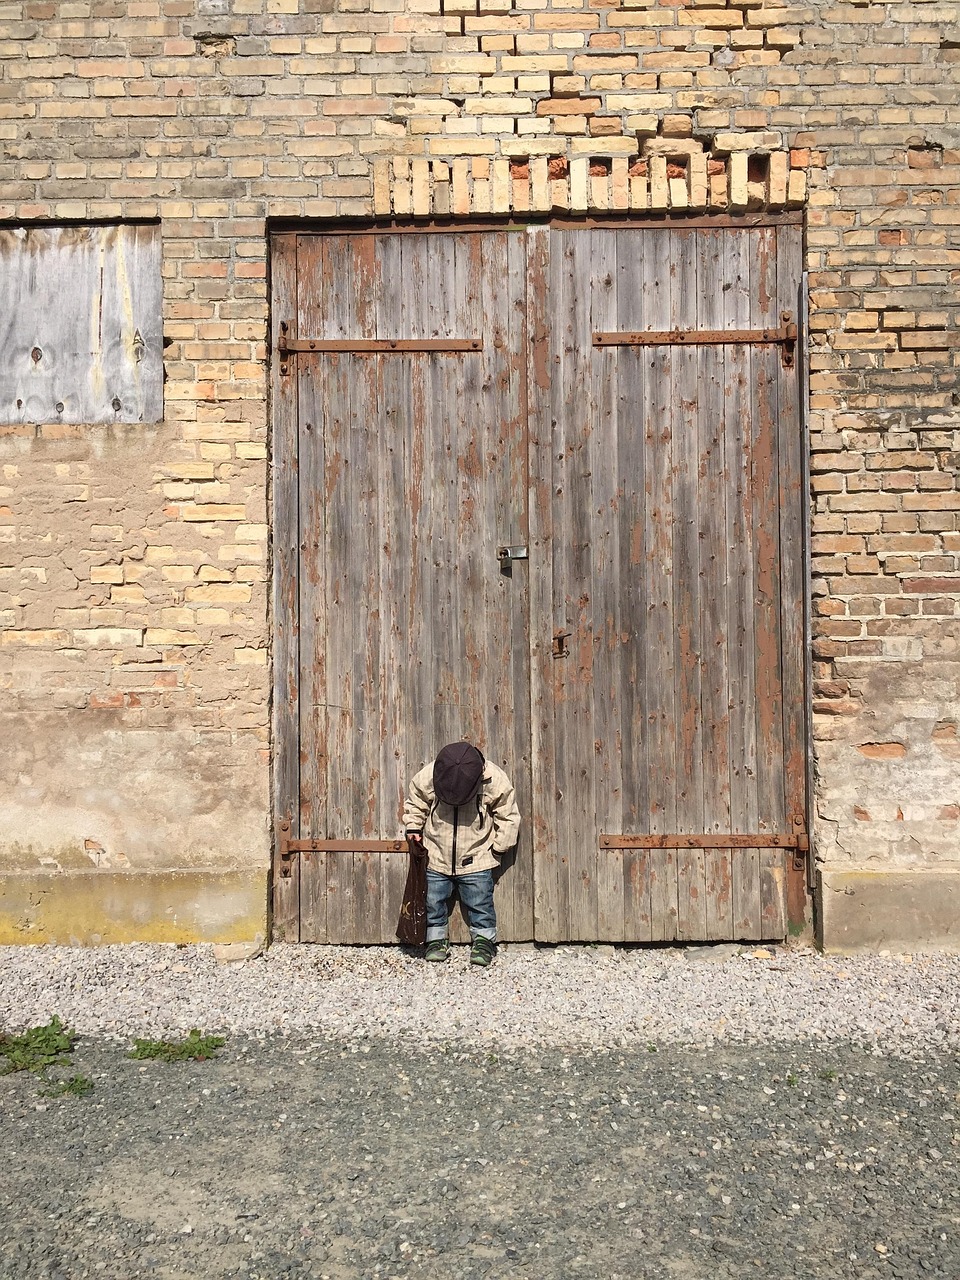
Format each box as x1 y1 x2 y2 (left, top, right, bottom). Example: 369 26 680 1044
0 942 958 1049
2 943 959 1280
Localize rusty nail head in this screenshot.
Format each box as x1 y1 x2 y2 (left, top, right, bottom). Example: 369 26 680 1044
31 347 41 363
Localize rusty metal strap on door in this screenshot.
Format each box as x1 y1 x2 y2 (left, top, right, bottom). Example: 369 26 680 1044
593 314 797 367
600 833 809 850
276 819 405 877
278 322 482 370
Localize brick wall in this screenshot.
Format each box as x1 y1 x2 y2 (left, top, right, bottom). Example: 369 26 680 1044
0 0 957 945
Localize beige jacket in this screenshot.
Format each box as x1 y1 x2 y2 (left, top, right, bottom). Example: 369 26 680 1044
402 760 521 876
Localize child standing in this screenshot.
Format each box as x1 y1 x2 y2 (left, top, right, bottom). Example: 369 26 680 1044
403 741 520 967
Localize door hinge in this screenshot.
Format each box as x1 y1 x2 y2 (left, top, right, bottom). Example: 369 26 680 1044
593 311 798 369
277 321 482 374
277 817 405 877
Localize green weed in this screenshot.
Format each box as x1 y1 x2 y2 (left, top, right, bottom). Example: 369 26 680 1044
0 1017 76 1075
41 1074 95 1099
128 1029 226 1062
818 1067 837 1082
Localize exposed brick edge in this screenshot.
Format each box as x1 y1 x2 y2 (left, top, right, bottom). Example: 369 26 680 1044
373 151 806 218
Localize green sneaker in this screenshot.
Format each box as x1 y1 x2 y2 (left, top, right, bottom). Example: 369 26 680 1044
424 938 450 964
470 936 496 968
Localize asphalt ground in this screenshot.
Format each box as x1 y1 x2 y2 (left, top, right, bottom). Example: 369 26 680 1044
2 1036 958 1280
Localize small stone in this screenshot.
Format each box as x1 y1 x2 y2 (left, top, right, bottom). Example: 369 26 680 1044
684 944 741 962
214 941 265 964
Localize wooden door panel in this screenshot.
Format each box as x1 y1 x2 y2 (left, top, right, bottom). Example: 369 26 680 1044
530 224 803 943
274 223 805 945
288 230 534 943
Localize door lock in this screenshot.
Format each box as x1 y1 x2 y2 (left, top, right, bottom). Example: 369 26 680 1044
497 545 528 576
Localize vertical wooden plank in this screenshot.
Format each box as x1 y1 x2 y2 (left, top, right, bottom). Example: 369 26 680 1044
731 848 760 941
760 848 787 939
536 228 578 939
270 232 301 942
642 230 679 942
775 222 808 849
528 224 562 943
723 230 762 939
677 849 707 942
705 848 734 940
671 229 706 941
623 848 653 942
566 229 600 941
482 228 534 941
296 345 328 847
352 850 382 944
324 845 347 944
298 850 327 945
750 230 787 852
592 228 624 943
378 233 419 855
697 229 734 941
374 235 407 874
545 226 572 939
614 228 650 941
649 849 678 942
380 849 408 944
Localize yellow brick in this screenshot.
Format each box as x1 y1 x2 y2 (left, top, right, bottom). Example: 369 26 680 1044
73 628 144 648
177 505 247 521
235 647 268 665
145 629 202 646
677 8 743 26
0 630 70 648
90 565 124 584
185 584 253 603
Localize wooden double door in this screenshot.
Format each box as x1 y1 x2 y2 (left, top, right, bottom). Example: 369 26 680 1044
271 221 806 944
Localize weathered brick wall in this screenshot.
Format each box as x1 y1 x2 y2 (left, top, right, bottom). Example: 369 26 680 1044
0 0 957 945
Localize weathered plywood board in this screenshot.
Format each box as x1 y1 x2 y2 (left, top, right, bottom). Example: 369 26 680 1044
0 223 162 425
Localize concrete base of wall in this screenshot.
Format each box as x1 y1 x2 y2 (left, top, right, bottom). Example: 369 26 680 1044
817 868 960 954
0 869 268 946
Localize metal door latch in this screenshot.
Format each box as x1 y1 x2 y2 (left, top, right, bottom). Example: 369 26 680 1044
552 630 570 659
497 545 528 576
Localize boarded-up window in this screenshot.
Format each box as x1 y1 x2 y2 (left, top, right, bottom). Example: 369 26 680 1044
0 223 162 425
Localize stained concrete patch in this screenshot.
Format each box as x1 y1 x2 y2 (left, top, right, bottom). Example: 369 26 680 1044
0 869 268 945
818 868 960 954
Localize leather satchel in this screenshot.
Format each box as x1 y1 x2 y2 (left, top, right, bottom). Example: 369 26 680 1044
396 837 428 946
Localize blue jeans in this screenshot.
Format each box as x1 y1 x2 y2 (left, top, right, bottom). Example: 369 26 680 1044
426 868 497 943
